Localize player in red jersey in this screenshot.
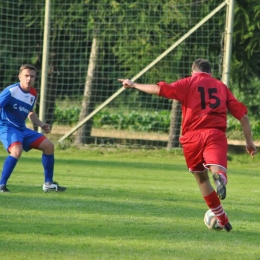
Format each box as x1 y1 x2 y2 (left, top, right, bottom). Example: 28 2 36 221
118 58 257 232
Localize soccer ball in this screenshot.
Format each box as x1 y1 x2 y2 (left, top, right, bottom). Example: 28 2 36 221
204 209 220 230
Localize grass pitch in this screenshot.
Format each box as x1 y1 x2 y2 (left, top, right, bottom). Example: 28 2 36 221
0 147 259 260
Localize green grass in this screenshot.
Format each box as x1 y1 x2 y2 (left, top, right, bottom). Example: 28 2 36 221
0 147 260 260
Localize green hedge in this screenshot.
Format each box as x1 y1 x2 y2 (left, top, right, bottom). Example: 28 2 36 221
54 106 260 139
54 106 81 125
54 107 170 133
227 116 260 139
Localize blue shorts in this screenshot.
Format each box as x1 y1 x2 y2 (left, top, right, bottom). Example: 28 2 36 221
0 125 45 152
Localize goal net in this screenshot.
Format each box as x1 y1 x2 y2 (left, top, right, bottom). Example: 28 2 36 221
0 0 228 148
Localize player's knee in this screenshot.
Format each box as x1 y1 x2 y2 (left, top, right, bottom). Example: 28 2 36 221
40 139 54 154
9 145 23 159
46 141 54 154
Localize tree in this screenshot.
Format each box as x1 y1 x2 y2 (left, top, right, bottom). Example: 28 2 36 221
230 0 260 117
74 34 99 144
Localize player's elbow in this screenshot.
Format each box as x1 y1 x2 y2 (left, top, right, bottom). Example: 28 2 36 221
239 114 249 123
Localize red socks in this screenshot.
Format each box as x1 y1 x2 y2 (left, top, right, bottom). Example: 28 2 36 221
204 191 229 226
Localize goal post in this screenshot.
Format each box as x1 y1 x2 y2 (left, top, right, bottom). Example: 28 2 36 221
221 0 235 86
38 0 51 133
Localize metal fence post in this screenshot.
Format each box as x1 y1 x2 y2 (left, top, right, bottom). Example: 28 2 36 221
38 0 51 132
222 0 235 87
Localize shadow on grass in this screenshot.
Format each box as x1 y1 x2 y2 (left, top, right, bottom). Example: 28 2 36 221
1 184 260 227
15 155 185 171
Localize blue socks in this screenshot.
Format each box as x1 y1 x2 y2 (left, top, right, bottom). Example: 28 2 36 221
0 156 18 185
42 154 54 183
0 154 55 185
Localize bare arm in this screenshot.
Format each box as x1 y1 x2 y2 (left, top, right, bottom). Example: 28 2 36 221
28 111 51 133
240 114 257 157
118 79 160 95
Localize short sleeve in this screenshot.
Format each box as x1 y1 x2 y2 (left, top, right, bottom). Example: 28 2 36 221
157 78 190 102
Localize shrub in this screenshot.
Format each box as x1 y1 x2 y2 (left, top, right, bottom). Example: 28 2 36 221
53 106 260 139
54 106 81 125
94 110 170 133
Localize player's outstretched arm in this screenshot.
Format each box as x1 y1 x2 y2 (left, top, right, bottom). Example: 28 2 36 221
118 79 160 95
239 114 257 158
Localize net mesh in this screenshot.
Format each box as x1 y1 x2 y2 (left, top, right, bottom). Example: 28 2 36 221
0 0 227 148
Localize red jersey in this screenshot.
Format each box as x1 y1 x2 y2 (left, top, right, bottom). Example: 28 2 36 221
158 72 247 135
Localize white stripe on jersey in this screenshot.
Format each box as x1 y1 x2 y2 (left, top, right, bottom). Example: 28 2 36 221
9 85 36 106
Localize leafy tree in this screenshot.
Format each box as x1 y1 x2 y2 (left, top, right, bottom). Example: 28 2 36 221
230 0 260 117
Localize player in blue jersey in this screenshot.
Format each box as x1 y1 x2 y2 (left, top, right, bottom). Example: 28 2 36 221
0 64 66 192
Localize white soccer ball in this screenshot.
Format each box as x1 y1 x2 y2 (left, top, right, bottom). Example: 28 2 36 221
204 209 219 230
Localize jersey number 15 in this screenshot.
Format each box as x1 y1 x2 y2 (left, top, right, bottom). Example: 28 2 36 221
198 87 220 109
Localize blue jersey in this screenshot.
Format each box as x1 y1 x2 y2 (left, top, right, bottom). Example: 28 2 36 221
0 83 37 130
